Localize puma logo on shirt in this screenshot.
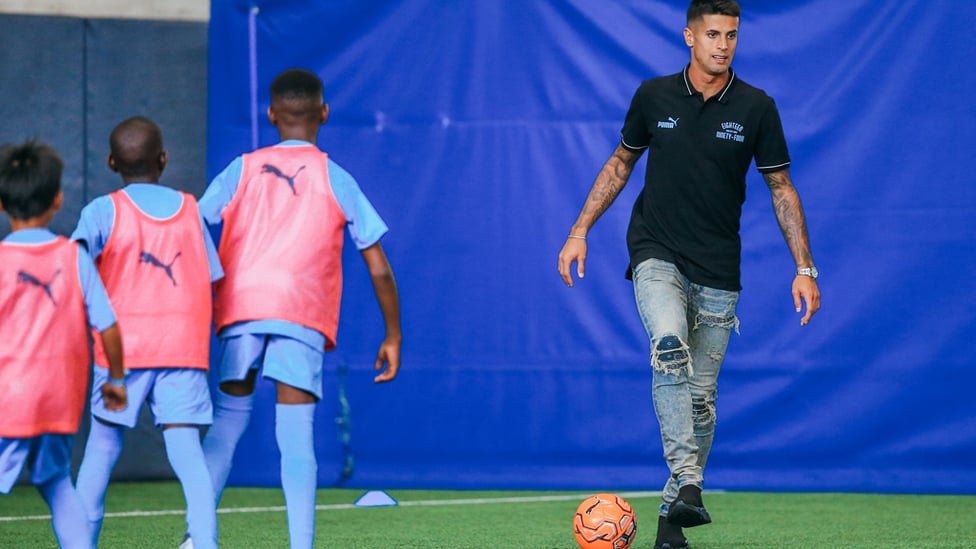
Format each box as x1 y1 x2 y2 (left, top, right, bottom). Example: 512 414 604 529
140 251 181 286
17 269 61 305
261 163 306 195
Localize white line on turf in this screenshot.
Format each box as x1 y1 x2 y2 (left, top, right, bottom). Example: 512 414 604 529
0 490 665 522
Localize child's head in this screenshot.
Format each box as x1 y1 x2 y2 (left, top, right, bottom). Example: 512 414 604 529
0 140 64 222
268 68 328 140
108 116 167 183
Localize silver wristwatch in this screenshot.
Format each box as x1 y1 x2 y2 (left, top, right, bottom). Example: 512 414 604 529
795 266 819 279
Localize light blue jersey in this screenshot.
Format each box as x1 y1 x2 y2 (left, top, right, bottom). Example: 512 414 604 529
72 183 223 282
199 140 389 348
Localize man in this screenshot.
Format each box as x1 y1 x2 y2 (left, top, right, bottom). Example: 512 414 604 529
557 2 820 548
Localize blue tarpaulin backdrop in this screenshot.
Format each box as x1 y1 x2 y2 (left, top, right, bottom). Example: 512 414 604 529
208 0 976 494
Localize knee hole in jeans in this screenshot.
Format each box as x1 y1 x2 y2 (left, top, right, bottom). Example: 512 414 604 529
652 335 692 375
693 311 740 334
691 395 716 427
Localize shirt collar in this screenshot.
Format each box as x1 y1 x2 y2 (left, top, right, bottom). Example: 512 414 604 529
2 227 58 244
681 64 737 104
276 139 314 147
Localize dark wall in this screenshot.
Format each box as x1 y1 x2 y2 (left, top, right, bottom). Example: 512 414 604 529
0 14 207 238
0 15 84 236
0 13 207 480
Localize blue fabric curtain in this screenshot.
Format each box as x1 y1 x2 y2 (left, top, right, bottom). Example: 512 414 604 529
209 0 976 494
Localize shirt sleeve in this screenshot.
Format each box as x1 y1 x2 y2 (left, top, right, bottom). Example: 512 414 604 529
76 248 116 332
328 159 389 250
620 82 651 151
754 98 791 173
198 156 244 226
71 196 115 259
199 209 224 282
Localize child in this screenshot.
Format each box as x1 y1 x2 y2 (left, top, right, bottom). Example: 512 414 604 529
71 117 222 549
0 140 127 549
192 68 402 549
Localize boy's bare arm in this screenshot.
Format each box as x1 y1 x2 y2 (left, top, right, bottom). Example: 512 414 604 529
361 242 402 383
98 323 128 409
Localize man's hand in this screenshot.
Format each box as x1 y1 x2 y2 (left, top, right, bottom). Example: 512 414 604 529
101 383 128 411
374 336 401 383
558 237 587 287
792 275 821 326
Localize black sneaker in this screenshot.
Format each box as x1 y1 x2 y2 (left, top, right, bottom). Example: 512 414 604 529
666 485 712 528
654 515 689 549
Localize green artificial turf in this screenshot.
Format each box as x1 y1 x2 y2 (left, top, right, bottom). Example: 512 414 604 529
2 482 974 548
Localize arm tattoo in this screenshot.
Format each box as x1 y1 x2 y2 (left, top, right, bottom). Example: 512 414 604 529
764 169 815 266
572 146 640 232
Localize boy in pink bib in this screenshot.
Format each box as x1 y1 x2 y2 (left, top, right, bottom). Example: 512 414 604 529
194 68 403 549
72 118 222 549
0 140 127 549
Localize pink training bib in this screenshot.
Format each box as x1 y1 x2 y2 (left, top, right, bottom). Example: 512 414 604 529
215 145 346 350
94 190 212 369
0 237 90 437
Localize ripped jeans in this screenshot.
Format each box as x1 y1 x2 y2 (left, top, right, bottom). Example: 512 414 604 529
632 258 739 515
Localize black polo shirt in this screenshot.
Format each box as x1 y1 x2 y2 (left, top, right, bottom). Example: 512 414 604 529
621 65 790 291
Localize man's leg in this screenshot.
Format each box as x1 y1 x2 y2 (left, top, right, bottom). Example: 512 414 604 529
164 426 217 549
665 283 739 528
76 366 150 546
275 384 318 549
75 418 124 546
631 260 700 513
263 335 324 549
151 368 218 549
33 436 92 549
201 336 262 506
37 472 91 549
187 381 253 549
188 337 260 546
685 283 739 477
202 379 256 505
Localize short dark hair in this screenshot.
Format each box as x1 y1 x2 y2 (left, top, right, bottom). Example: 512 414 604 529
109 116 164 179
270 68 323 102
687 0 741 24
0 140 63 220
270 68 324 122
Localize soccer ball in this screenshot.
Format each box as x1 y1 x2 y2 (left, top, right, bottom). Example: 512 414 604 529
573 493 637 549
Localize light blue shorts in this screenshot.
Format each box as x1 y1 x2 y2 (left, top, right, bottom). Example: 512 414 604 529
90 367 213 428
0 434 72 493
217 334 324 400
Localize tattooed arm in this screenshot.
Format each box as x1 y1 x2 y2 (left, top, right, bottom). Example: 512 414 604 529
763 168 821 325
558 144 642 287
